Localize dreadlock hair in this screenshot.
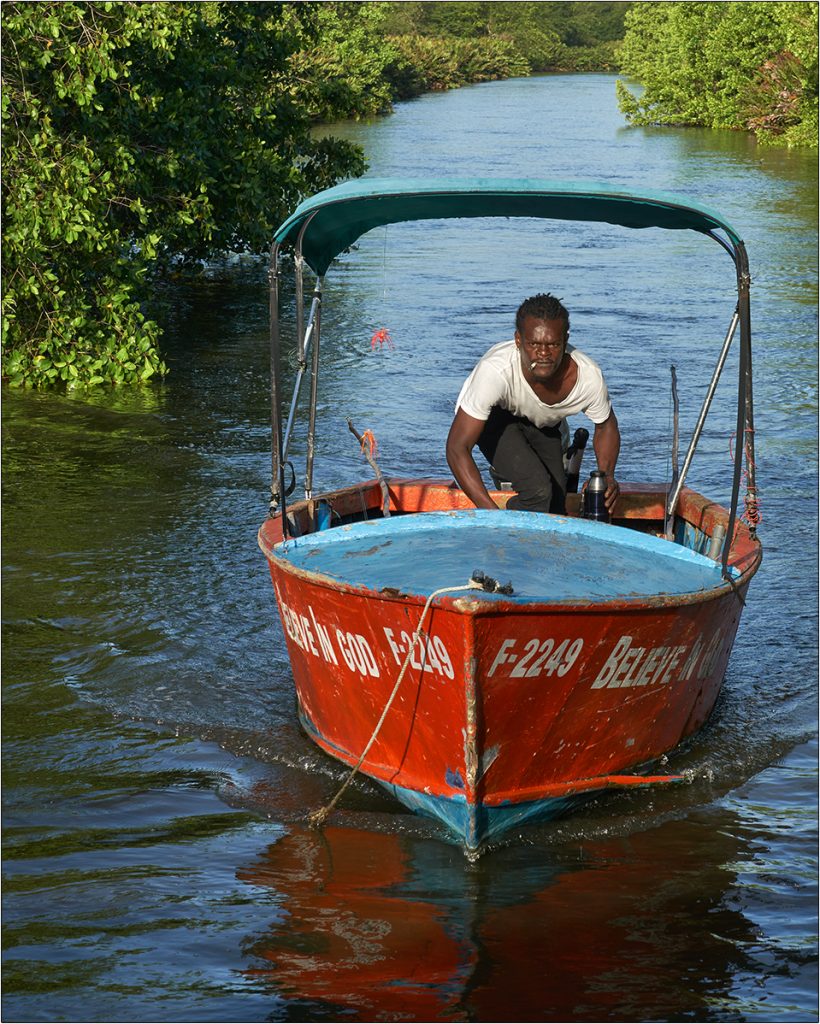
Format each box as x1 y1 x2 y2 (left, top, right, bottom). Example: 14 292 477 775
515 293 570 333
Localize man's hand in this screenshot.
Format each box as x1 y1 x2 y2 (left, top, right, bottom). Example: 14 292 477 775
604 474 620 513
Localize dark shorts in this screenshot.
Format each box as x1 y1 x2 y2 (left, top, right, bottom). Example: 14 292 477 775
478 407 566 514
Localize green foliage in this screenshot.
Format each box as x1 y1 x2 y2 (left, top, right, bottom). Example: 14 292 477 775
536 2 630 46
386 34 530 94
289 2 406 121
482 3 568 72
3 0 636 389
417 1 488 39
563 41 621 73
2 1 366 388
618 2 818 148
382 1 630 71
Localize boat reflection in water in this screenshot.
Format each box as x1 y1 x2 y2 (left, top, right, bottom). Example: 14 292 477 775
238 816 759 1021
239 825 468 1020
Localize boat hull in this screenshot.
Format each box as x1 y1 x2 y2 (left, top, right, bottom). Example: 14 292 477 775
259 481 761 851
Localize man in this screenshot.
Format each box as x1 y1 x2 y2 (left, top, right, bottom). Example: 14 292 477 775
446 293 620 515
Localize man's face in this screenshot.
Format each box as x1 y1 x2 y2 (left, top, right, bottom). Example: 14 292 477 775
515 316 568 383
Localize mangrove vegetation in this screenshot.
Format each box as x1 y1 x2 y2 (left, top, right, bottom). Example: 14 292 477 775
2 1 816 388
618 2 818 149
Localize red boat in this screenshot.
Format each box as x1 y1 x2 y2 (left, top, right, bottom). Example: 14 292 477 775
258 180 762 853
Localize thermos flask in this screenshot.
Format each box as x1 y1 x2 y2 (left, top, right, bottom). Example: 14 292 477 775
583 469 610 523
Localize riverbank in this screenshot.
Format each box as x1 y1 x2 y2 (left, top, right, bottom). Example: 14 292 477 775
381 36 620 105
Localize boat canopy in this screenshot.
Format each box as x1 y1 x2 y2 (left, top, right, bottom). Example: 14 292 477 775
267 177 756 569
273 178 745 276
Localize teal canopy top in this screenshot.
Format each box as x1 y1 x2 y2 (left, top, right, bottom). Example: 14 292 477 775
272 177 745 277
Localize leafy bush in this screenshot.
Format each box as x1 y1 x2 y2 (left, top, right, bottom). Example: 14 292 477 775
2 0 635 389
562 41 622 72
386 34 530 94
289 2 405 122
2 2 366 388
382 1 628 72
617 2 818 147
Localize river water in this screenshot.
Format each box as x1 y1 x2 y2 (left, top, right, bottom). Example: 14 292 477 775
3 74 817 1022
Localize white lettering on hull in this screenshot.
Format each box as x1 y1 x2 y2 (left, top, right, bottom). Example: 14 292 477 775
275 582 728 693
274 585 456 681
591 629 725 689
383 628 454 680
487 636 584 678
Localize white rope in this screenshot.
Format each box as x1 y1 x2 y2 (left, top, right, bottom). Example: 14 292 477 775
308 581 478 827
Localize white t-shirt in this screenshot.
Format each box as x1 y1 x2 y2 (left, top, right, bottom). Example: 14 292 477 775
456 340 612 428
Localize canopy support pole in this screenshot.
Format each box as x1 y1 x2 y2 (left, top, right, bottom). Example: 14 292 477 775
268 242 289 537
282 289 321 465
722 245 755 575
305 278 323 506
664 366 680 540
666 308 739 521
295 255 305 363
268 214 323 542
739 243 758 540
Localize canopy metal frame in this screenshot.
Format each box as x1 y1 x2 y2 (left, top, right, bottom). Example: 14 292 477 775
266 180 757 578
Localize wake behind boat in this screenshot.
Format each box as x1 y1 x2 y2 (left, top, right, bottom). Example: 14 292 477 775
258 180 762 852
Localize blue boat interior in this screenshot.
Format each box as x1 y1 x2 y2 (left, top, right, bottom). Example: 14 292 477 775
276 509 735 602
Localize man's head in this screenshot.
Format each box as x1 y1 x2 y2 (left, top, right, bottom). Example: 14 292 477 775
514 293 570 385
515 293 569 335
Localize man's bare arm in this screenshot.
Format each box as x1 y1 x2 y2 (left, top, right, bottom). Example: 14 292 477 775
592 410 621 512
446 409 498 510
